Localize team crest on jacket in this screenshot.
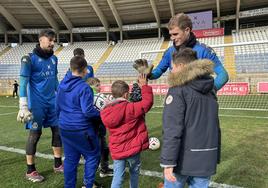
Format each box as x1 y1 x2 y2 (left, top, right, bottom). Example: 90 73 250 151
165 95 173 105
32 122 38 129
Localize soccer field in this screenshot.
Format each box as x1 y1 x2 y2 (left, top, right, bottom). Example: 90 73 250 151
0 96 268 188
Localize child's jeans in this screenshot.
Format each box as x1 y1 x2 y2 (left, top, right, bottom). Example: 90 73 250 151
111 153 141 188
164 174 210 188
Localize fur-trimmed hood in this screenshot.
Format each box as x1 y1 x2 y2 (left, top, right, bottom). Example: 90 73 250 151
168 59 214 94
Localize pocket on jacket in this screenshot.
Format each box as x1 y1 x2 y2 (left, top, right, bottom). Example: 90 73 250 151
180 149 218 176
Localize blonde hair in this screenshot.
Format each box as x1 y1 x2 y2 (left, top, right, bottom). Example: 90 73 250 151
168 13 192 31
86 77 100 87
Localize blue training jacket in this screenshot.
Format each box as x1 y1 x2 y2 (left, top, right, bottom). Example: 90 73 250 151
83 65 94 80
150 42 229 90
56 71 100 131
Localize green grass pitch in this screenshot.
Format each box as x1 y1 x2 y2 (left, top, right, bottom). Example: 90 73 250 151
0 96 268 188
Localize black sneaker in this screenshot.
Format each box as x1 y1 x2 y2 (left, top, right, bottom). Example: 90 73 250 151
99 167 113 177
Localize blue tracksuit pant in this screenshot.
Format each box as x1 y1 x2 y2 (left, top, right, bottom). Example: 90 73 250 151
60 128 100 188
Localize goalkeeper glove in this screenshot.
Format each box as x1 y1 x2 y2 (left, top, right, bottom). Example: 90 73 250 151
133 59 154 76
17 97 33 123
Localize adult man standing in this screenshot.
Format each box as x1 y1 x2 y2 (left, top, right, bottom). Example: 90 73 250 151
150 13 228 90
17 29 63 182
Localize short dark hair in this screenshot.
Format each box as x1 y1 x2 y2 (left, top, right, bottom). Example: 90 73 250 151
38 29 56 39
111 80 129 98
168 13 192 31
70 56 87 74
86 77 100 87
172 48 197 65
73 48 85 57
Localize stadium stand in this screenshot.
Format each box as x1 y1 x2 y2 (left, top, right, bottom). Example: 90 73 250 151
0 64 20 79
0 44 7 52
233 27 268 73
57 41 110 79
57 41 109 64
0 43 35 64
198 36 225 46
198 36 225 65
0 43 36 79
96 38 164 77
0 43 59 79
1 29 267 80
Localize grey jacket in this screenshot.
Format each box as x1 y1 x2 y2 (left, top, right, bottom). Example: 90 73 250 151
160 59 220 177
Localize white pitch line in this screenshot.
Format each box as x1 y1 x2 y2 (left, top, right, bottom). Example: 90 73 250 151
3 108 267 119
0 105 18 108
0 145 243 188
149 111 268 119
219 114 268 119
0 112 17 116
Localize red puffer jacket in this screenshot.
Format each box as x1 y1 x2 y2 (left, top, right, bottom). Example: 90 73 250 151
100 85 153 160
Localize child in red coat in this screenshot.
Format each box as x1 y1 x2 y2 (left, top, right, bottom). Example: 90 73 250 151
100 74 153 188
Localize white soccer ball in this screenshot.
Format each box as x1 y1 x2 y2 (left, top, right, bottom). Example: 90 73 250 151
94 93 107 111
149 137 160 150
105 94 115 102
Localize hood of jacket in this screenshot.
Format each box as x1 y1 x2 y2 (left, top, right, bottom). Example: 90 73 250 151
168 59 214 94
101 99 127 128
59 71 83 92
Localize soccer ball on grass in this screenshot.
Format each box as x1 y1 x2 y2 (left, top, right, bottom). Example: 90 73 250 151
149 137 160 150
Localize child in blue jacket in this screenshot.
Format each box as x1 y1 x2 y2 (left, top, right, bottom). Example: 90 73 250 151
86 77 114 179
56 56 100 188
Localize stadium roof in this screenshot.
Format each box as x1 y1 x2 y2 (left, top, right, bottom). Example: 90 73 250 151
0 0 268 33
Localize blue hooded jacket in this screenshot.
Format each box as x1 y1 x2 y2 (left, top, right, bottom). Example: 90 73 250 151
151 41 229 90
56 71 100 131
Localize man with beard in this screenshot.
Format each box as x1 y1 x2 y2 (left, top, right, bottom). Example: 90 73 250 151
149 13 228 91
17 29 63 182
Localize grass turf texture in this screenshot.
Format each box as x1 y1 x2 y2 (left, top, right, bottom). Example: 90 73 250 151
0 96 268 187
